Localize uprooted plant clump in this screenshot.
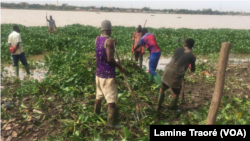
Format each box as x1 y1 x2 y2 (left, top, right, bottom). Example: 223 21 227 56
1 50 250 141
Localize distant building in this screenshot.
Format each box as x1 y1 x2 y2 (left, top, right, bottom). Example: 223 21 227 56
19 2 29 5
75 8 82 11
62 3 68 7
203 8 212 11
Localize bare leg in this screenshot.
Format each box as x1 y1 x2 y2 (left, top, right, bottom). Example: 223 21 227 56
94 99 102 115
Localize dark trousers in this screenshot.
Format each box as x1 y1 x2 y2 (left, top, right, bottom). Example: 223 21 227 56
134 51 143 68
161 82 181 95
12 52 28 66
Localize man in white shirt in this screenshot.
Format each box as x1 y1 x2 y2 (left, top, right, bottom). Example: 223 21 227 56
8 25 30 77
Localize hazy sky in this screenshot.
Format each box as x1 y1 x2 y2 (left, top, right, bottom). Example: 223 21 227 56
2 0 250 12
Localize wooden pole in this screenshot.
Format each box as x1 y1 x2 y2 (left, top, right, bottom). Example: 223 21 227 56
143 20 147 28
183 34 186 47
206 42 231 125
114 44 141 115
139 20 147 68
181 34 186 102
46 13 49 33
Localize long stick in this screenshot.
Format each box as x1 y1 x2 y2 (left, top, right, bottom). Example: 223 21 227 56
183 34 185 47
206 42 231 125
46 13 48 27
114 44 141 115
182 34 186 102
46 13 49 33
143 20 147 28
139 20 147 68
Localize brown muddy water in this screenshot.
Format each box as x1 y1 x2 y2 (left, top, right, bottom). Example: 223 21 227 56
2 52 49 82
1 9 250 29
2 53 249 84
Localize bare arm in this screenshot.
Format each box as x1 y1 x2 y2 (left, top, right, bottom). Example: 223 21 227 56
8 42 19 49
133 44 140 51
132 33 135 49
106 39 122 70
16 42 20 48
191 62 195 72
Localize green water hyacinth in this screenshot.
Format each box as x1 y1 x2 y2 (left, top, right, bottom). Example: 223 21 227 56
1 24 250 63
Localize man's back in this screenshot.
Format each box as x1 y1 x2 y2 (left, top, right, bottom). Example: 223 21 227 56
8 31 23 55
95 35 115 79
138 33 160 54
162 47 196 88
167 47 196 76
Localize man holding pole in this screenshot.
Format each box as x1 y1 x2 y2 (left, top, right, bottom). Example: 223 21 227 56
93 20 125 128
133 28 161 85
131 25 144 67
157 38 196 111
46 15 58 35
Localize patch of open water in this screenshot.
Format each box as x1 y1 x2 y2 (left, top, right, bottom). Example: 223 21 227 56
2 53 249 83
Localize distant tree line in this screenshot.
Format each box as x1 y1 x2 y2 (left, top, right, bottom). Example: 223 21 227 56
1 2 249 15
161 8 244 15
1 2 76 11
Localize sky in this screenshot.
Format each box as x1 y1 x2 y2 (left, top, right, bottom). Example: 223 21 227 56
2 0 250 12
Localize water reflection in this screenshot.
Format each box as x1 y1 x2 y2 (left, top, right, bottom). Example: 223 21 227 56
2 53 49 82
2 64 47 82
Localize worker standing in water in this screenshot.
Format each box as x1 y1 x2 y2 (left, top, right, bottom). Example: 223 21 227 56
46 15 58 35
8 25 31 78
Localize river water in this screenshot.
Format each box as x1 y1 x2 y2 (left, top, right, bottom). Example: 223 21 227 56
1 9 250 29
1 9 250 82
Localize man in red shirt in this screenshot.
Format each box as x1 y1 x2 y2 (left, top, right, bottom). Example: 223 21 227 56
134 28 161 85
131 25 144 68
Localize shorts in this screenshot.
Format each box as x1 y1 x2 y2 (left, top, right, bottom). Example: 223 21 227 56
161 81 181 95
48 27 58 33
95 76 118 103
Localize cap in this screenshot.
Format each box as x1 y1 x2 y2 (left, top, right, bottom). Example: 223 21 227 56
101 20 112 31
